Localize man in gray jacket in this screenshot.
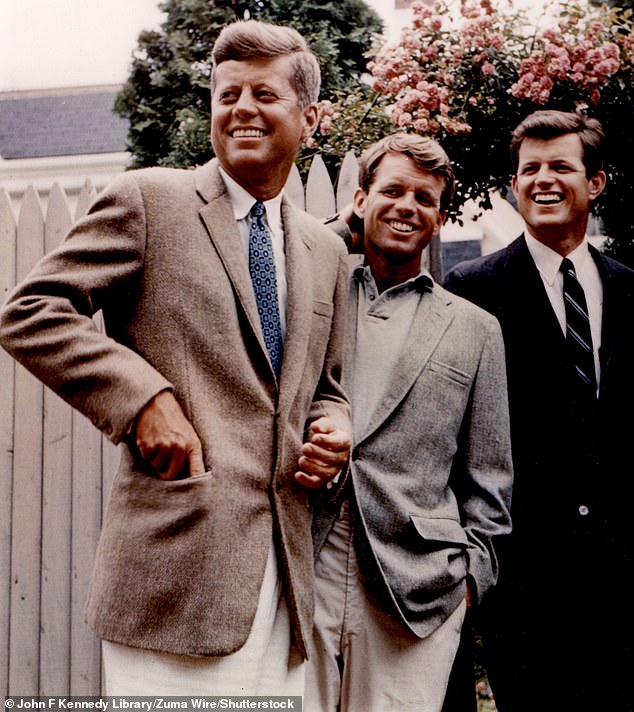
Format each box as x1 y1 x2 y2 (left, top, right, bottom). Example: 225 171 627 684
306 133 513 711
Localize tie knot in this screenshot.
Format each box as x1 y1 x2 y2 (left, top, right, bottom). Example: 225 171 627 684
560 257 575 276
251 200 265 219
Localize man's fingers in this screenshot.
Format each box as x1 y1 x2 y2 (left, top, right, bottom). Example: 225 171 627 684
294 471 330 489
187 446 207 477
134 392 206 480
307 432 350 452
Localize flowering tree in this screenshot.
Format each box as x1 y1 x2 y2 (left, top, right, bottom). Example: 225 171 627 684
309 0 634 266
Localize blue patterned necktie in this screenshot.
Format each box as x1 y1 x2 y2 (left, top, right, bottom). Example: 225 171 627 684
560 257 596 395
248 201 283 377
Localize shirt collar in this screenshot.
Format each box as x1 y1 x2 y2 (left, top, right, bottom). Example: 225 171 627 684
352 262 434 294
218 166 283 225
524 231 592 286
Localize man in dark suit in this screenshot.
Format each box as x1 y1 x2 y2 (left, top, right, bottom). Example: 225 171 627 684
444 109 634 711
307 133 513 711
0 20 351 696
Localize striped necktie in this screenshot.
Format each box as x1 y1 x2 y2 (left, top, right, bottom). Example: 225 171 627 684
560 257 596 394
248 201 283 377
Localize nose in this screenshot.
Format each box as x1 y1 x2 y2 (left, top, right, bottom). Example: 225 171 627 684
395 191 417 213
234 87 257 116
534 164 555 184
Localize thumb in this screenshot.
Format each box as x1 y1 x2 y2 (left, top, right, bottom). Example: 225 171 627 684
309 416 336 436
188 443 207 477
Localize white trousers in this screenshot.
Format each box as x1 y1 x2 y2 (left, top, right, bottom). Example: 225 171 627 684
305 499 466 712
102 541 305 696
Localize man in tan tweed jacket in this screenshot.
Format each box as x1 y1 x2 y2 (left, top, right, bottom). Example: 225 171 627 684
0 20 351 695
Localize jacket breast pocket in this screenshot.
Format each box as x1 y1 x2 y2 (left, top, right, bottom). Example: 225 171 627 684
306 299 334 366
312 299 333 320
427 359 472 387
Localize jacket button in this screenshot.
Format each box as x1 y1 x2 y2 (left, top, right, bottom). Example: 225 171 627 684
578 505 590 516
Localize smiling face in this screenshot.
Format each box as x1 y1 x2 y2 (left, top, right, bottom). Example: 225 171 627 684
354 152 446 289
211 54 318 200
512 133 606 255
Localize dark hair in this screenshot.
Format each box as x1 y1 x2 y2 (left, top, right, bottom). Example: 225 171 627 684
510 110 605 177
211 20 321 108
358 133 455 213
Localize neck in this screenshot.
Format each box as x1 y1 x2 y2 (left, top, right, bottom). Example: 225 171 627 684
221 165 288 202
366 256 420 293
526 225 587 258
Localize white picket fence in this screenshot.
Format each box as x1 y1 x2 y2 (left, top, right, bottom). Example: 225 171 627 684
0 153 442 696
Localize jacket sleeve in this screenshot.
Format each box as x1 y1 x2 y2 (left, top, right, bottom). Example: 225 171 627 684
457 315 513 603
306 242 352 438
0 173 173 443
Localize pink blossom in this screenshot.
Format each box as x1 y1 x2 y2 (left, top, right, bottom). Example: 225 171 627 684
438 116 472 134
422 44 440 61
488 32 505 49
395 110 413 127
481 61 496 76
319 117 332 135
413 118 431 133
541 28 559 43
402 29 420 51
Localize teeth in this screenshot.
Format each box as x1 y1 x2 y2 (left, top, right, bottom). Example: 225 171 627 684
232 129 265 138
534 193 561 204
388 220 415 232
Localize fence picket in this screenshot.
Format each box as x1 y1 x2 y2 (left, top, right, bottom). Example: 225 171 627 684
70 413 103 695
39 184 74 693
0 188 17 699
9 188 45 694
305 154 336 218
75 179 97 222
335 150 359 210
285 164 305 210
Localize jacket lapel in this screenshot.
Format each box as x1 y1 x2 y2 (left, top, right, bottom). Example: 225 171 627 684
195 161 277 381
502 235 566 346
277 199 316 405
594 247 627 387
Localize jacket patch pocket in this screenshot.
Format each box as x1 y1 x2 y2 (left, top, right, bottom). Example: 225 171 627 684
409 515 469 550
115 466 216 541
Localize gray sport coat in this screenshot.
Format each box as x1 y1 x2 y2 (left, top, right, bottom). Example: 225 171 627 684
314 263 513 638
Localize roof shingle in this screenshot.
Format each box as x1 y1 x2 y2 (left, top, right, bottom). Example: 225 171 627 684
0 86 128 159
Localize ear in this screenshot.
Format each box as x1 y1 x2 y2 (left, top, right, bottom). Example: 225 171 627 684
435 209 447 234
352 187 367 220
301 103 319 141
588 170 606 201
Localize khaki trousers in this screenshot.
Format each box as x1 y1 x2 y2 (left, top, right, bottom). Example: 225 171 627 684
305 499 465 712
